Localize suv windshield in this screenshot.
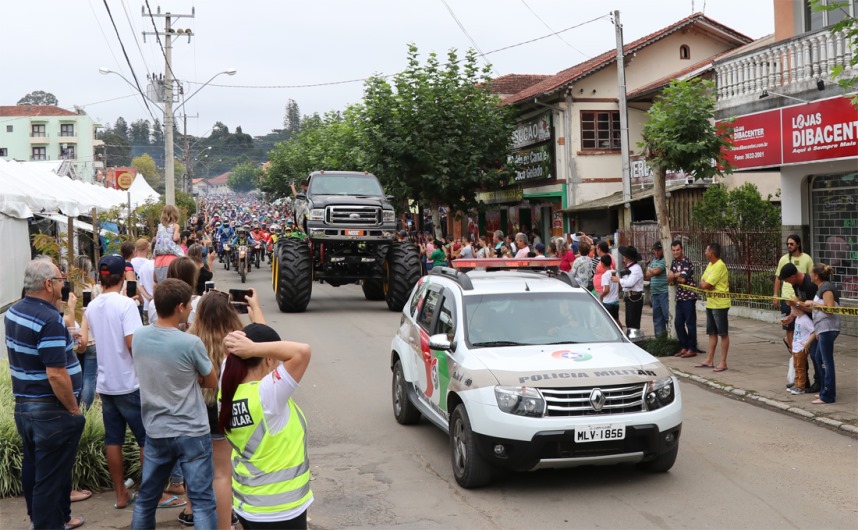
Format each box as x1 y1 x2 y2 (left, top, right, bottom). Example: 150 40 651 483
465 292 624 347
309 174 384 196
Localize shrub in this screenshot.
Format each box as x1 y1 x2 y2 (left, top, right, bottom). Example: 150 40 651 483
638 334 682 357
0 364 142 498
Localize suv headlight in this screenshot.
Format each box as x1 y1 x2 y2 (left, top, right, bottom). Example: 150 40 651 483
309 208 325 221
644 377 675 410
495 386 545 417
382 210 395 223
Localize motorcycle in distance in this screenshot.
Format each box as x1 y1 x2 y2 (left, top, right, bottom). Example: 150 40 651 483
253 240 263 269
222 243 232 271
235 244 251 283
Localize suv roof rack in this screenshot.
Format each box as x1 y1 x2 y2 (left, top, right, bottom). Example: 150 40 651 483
429 266 474 290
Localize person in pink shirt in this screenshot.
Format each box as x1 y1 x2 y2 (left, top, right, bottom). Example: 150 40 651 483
513 233 531 258
593 240 616 294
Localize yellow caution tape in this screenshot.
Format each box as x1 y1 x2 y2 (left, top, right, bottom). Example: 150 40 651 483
677 285 858 316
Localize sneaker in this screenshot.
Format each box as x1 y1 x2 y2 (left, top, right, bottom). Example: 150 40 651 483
788 387 806 395
177 511 194 527
786 383 795 389
808 383 821 393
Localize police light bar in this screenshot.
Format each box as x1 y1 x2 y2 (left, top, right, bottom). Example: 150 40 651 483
451 258 562 269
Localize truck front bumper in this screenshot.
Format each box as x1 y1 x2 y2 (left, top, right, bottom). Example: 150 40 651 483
308 228 396 241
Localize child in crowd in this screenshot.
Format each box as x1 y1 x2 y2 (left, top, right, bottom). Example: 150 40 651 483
788 306 815 395
599 254 622 329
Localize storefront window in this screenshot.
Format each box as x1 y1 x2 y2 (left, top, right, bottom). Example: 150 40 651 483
811 172 858 300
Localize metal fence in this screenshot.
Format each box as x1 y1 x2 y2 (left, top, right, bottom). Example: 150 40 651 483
618 226 782 310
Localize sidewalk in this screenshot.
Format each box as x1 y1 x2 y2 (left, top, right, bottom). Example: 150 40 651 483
638 305 858 435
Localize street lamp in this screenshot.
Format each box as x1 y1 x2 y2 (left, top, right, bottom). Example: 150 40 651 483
99 67 236 206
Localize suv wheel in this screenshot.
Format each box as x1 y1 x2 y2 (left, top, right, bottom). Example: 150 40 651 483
392 360 421 425
384 243 421 312
450 405 492 488
275 238 313 313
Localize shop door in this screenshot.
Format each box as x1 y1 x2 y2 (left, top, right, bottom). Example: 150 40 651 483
541 206 552 241
519 208 532 234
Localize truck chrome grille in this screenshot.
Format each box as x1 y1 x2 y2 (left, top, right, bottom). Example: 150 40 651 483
326 206 381 226
540 383 646 416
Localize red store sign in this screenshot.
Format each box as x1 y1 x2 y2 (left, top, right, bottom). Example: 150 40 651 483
720 96 858 170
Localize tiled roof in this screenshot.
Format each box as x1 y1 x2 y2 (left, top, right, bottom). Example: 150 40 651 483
0 105 78 117
504 13 752 105
487 74 551 95
208 172 230 185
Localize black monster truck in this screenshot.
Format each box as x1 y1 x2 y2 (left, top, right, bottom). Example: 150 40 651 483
273 171 421 313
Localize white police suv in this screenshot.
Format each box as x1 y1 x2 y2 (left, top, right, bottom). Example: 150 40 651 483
389 259 682 488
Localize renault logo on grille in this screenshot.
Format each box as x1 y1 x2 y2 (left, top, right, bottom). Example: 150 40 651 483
589 388 606 411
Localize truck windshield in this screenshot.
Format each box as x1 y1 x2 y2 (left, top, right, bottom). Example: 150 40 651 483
465 292 625 347
309 174 384 196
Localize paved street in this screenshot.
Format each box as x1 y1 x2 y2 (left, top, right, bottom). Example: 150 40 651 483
1 264 856 529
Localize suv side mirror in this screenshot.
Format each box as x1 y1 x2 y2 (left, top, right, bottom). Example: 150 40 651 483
386 195 395 202
429 333 453 351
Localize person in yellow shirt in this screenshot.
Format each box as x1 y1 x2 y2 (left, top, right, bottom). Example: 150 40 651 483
773 235 813 351
696 242 730 372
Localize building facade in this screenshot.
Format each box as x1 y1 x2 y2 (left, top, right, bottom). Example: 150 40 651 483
491 13 753 241
713 0 857 332
0 105 99 183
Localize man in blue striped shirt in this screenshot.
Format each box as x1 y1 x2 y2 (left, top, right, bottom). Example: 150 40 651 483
5 257 86 530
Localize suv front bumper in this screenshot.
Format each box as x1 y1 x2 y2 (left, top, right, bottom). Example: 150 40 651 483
472 423 681 472
308 227 396 241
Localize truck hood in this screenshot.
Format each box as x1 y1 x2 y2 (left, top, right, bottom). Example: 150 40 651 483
475 342 672 387
309 194 393 210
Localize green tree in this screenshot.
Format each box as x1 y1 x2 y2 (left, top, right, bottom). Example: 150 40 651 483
264 108 366 197
98 131 132 167
113 117 130 143
358 45 514 235
691 183 781 232
17 90 58 106
640 78 733 248
129 119 151 148
131 153 163 191
812 0 858 104
284 99 301 136
228 162 261 193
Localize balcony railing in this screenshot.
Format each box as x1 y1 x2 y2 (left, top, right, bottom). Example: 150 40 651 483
715 27 855 105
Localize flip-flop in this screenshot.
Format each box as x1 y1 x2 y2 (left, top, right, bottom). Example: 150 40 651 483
71 489 92 502
157 495 187 509
694 363 714 368
114 492 137 510
679 352 698 358
713 367 728 372
65 515 85 530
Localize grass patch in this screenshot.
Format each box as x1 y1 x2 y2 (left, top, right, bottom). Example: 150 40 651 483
637 335 682 357
0 363 142 498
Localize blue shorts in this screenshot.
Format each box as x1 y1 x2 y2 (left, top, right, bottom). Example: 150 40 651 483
101 390 147 446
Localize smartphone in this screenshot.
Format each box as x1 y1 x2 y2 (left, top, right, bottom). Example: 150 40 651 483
61 281 72 302
231 301 249 314
229 289 252 304
205 281 215 293
126 280 137 298
82 290 92 307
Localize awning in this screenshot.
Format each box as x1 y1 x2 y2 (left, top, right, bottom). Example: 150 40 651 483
562 182 697 213
40 214 112 236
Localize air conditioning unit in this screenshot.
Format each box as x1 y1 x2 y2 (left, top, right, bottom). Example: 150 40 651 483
685 177 694 185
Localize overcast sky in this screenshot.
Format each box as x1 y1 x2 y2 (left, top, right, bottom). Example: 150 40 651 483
4 0 774 138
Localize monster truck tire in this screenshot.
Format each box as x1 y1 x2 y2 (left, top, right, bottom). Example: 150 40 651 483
385 242 421 312
275 238 313 313
362 244 389 301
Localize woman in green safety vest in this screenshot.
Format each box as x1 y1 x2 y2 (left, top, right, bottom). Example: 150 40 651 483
220 324 313 529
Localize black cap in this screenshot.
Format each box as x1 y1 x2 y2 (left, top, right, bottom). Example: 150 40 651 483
243 323 281 343
652 241 663 250
778 263 799 281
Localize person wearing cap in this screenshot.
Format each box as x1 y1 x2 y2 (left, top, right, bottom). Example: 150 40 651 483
85 256 185 510
397 229 409 242
697 242 731 372
612 246 644 332
220 324 313 529
778 261 820 391
646 241 669 337
533 242 546 259
6 257 86 530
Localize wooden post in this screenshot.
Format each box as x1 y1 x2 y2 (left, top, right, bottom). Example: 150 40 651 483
92 208 100 265
66 216 74 267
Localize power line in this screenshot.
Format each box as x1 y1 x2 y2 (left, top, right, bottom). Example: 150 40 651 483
186 13 610 90
439 0 497 76
119 0 153 79
79 93 141 107
101 0 158 123
143 0 179 82
520 0 590 59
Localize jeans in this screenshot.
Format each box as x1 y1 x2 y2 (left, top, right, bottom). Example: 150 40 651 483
651 292 669 337
808 339 822 388
76 345 98 410
132 434 216 530
817 331 839 403
674 300 698 351
14 399 86 530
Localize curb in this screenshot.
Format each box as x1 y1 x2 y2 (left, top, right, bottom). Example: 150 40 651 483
671 368 858 438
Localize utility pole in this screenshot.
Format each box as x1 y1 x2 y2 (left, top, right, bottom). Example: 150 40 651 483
142 5 194 206
614 10 632 229
181 112 199 195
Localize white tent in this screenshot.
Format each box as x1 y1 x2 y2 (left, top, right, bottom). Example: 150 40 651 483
127 174 160 207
